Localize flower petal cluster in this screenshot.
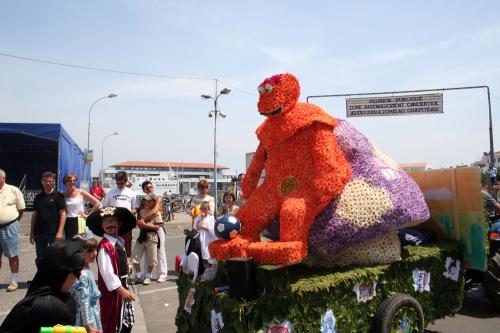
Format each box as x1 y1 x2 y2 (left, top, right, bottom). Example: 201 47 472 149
336 179 393 227
308 120 430 264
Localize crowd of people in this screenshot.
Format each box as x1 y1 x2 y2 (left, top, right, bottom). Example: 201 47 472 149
0 167 242 333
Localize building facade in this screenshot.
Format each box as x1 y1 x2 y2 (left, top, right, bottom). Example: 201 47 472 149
101 161 233 196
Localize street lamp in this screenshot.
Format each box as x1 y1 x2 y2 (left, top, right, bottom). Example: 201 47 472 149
101 131 119 181
201 82 231 214
83 93 118 184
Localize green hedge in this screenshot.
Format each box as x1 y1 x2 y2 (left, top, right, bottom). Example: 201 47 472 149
176 242 464 333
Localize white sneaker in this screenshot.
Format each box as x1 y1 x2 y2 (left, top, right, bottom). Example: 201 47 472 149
142 276 151 285
157 275 168 283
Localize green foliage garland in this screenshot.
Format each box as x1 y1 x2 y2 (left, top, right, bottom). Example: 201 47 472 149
176 242 463 333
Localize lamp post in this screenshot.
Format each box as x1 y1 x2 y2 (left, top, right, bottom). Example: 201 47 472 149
101 132 119 181
201 81 231 214
83 93 118 185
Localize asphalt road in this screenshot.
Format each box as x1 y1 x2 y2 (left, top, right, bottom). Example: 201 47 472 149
1 212 499 332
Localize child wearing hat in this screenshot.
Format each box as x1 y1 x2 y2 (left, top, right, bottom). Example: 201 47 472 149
86 207 136 333
131 193 163 285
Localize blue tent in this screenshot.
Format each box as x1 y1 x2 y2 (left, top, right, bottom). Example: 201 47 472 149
0 123 90 191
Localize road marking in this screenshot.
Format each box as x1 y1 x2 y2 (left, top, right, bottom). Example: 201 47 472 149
138 285 178 295
165 235 184 239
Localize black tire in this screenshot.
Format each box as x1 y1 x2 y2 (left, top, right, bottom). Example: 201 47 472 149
484 252 500 309
373 293 424 333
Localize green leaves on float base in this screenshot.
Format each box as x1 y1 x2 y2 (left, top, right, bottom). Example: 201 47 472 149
176 242 464 333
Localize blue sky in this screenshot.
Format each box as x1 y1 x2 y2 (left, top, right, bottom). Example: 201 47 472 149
1 1 500 175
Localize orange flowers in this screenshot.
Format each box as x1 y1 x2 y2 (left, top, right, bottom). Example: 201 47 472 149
209 73 351 265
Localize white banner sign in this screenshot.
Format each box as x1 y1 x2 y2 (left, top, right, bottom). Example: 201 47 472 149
346 93 443 117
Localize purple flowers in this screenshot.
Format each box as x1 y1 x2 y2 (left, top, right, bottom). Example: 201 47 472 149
308 120 430 262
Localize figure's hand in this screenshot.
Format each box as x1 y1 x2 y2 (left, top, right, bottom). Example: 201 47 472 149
118 287 135 301
137 219 146 229
84 324 97 333
56 232 63 240
78 211 88 219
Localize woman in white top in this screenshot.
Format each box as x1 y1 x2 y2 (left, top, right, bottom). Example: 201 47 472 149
193 201 217 263
62 173 100 239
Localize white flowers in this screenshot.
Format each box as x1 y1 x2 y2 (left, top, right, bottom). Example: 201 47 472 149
336 179 393 227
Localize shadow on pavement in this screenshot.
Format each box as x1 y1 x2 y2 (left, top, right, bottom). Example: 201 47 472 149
0 282 29 291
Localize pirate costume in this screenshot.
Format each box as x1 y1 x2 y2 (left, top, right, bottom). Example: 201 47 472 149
0 239 85 333
86 207 136 333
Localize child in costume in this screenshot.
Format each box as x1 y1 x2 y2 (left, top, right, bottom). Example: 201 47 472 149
70 232 102 333
86 207 136 333
131 193 162 285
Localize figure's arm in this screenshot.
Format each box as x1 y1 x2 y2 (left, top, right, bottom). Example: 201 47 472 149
241 143 266 199
30 211 37 245
311 123 351 198
97 248 122 291
73 276 96 329
16 188 25 220
144 197 162 222
80 190 101 217
56 209 66 240
130 192 138 215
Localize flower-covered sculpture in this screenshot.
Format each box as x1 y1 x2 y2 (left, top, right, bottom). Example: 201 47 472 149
209 73 430 266
209 73 351 264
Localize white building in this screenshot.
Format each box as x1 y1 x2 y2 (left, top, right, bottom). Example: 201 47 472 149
101 161 233 196
471 151 500 170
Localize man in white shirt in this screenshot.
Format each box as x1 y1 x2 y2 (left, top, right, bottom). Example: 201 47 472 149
488 166 497 187
0 169 25 292
102 171 138 256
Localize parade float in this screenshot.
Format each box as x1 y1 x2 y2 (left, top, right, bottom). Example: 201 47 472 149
175 74 492 333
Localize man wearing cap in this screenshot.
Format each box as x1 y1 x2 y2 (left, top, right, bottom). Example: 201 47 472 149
0 168 25 292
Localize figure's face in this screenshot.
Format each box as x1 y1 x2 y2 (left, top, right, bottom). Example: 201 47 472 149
200 204 210 216
116 179 126 190
92 180 98 187
257 73 300 117
0 174 5 187
224 195 234 206
84 248 97 264
143 199 155 209
143 183 154 194
65 176 77 189
102 216 121 236
198 185 208 196
41 176 54 193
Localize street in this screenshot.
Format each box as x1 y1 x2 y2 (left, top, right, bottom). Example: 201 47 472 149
1 212 499 332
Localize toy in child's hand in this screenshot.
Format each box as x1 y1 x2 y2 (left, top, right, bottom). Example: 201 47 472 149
215 215 241 240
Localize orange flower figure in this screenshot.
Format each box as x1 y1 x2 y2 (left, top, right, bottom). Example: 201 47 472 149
209 73 351 264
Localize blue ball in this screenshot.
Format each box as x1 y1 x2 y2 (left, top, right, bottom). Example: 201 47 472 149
215 214 241 240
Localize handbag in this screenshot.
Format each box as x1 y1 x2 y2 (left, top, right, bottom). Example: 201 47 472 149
77 216 88 234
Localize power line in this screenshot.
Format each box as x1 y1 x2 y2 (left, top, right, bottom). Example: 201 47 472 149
219 79 257 97
0 51 258 97
0 52 214 81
